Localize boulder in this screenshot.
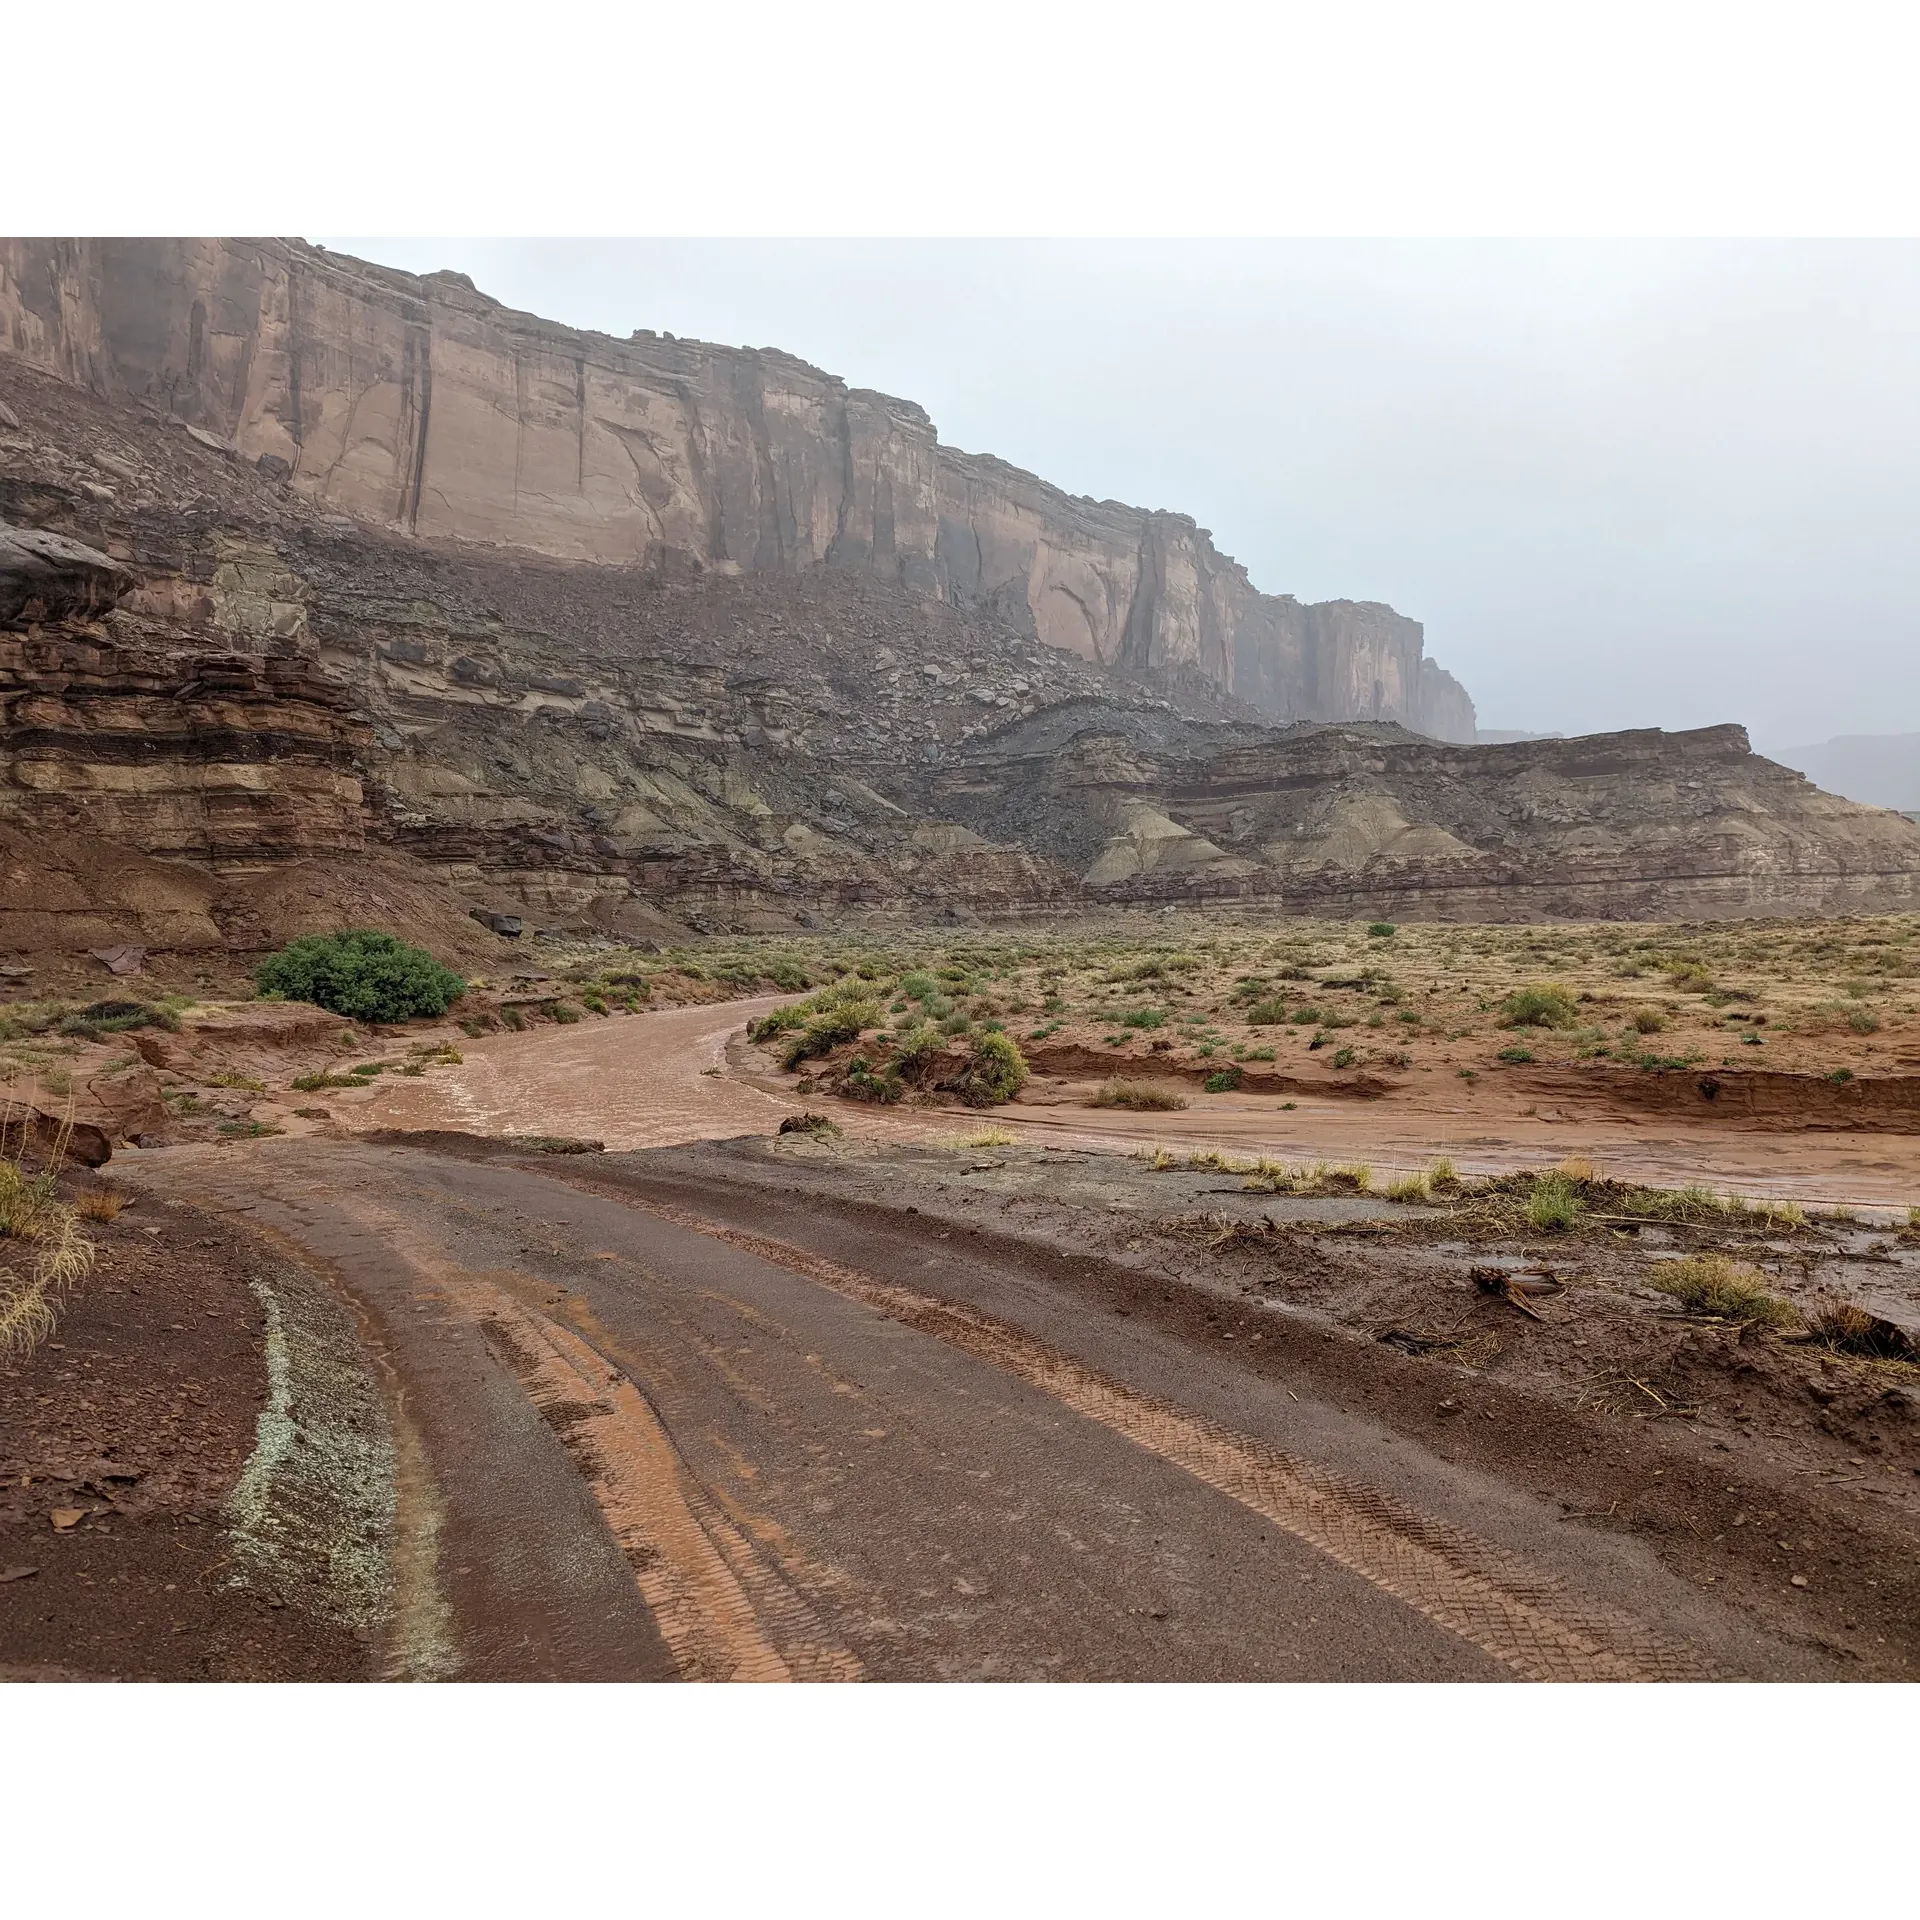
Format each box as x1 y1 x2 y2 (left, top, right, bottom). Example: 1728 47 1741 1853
0 522 130 626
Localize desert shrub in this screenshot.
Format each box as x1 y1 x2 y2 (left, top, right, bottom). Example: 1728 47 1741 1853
1244 998 1288 1026
1367 922 1397 939
1091 1077 1188 1111
73 1187 126 1222
1119 1007 1167 1029
1667 961 1716 993
959 1125 1016 1148
781 997 881 1069
1427 1155 1459 1189
1849 1008 1881 1034
956 1030 1029 1107
891 1020 943 1074
1496 1045 1535 1064
1385 1170 1431 1202
838 1056 904 1103
777 1111 841 1137
1203 1067 1242 1093
1629 1008 1667 1034
1525 1172 1582 1231
748 1005 807 1041
1650 1255 1797 1327
899 970 940 1003
1330 1046 1357 1068
1498 984 1579 1030
256 931 465 1024
501 1006 525 1031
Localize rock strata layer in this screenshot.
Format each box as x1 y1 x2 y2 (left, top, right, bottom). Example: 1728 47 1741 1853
1 237 1474 739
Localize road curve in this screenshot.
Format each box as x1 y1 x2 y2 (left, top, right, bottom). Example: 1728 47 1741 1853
132 1133 1810 1681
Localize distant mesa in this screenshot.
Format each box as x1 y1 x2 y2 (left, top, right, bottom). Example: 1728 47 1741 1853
1767 734 1920 814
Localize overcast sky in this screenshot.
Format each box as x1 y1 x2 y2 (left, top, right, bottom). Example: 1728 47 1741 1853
323 240 1920 750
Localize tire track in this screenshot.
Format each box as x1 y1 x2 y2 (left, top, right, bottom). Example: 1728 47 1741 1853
479 1295 861 1683
637 1200 1719 1682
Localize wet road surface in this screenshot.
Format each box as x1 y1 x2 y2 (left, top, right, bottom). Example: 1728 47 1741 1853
134 1134 1815 1681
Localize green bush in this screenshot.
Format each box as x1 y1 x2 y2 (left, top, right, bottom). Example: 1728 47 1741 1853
1498 983 1579 1030
1119 1007 1167 1029
891 1020 944 1075
255 931 465 1024
1367 922 1397 939
957 1030 1029 1106
1496 1045 1535 1064
1203 1067 1242 1092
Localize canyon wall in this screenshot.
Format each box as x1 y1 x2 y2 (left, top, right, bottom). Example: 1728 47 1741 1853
0 237 1476 741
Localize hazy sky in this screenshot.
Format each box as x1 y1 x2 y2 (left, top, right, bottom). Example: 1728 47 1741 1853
323 240 1920 749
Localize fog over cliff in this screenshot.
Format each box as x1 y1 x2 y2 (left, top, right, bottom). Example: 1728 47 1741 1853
326 239 1920 751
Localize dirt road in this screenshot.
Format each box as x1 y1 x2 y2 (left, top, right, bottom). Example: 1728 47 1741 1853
115 1123 1907 1681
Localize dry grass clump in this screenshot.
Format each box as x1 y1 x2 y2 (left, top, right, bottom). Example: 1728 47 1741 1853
1091 1077 1189 1112
1807 1302 1917 1362
0 1127 99 1358
73 1186 128 1222
1649 1254 1798 1327
957 1125 1016 1148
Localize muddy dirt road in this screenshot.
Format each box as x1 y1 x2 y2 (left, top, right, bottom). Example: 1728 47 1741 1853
117 1125 1905 1682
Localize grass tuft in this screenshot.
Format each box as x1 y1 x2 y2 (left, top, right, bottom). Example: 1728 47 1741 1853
1525 1172 1583 1231
1649 1254 1797 1327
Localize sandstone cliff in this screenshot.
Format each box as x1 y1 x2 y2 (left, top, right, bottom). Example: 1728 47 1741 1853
0 238 1476 741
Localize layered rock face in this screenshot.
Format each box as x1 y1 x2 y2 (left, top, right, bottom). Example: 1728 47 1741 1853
914 716 1920 920
0 237 1475 740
